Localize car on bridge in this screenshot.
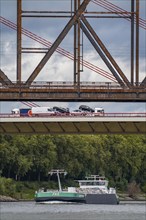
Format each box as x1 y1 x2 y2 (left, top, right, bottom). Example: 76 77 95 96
70 109 86 116
53 106 70 116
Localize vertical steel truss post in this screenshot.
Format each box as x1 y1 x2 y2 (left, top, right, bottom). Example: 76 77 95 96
74 0 77 84
25 0 90 85
17 0 22 83
15 0 141 90
131 0 134 85
81 16 132 88
74 0 81 88
136 0 139 86
77 0 81 87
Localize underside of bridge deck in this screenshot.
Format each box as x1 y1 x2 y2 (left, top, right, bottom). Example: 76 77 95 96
0 117 145 134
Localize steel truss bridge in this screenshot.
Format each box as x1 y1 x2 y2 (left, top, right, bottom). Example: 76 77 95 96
0 0 146 101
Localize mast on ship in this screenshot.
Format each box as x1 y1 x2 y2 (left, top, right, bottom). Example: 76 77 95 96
48 169 67 192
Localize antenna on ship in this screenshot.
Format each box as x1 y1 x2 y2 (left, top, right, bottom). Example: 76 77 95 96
48 169 67 192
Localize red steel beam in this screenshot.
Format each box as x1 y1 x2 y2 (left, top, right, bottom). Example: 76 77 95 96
136 0 139 85
0 16 116 82
25 0 91 85
17 0 22 83
92 0 146 30
81 16 132 88
0 69 13 85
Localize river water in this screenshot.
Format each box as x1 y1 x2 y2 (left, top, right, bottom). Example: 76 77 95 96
0 201 146 220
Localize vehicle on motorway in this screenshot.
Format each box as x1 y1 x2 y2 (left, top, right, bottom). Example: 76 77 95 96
94 107 104 116
53 106 70 115
11 108 20 115
70 109 86 116
79 105 104 116
29 107 55 117
79 105 94 113
11 108 31 116
11 105 104 117
11 107 55 117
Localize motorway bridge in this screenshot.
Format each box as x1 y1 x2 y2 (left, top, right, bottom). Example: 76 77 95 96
0 113 145 134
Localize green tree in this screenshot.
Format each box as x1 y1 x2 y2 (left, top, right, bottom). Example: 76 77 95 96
29 135 57 181
0 139 18 178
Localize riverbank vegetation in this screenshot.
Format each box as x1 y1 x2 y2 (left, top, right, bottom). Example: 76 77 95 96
0 134 146 200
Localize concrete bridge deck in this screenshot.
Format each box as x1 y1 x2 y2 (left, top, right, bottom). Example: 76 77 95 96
0 115 145 134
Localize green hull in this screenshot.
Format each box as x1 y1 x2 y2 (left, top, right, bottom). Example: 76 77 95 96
35 191 85 203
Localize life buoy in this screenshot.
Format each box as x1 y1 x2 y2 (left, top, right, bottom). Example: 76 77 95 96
28 110 32 117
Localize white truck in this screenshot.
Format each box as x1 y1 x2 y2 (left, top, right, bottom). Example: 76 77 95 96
11 106 104 117
29 107 55 116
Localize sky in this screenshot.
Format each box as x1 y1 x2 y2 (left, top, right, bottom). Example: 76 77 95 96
0 0 146 113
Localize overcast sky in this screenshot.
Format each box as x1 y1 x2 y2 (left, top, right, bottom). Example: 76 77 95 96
0 0 146 113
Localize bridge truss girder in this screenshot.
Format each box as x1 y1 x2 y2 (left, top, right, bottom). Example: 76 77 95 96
0 0 146 101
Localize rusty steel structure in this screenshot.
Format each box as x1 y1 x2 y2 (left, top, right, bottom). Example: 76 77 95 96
0 0 146 101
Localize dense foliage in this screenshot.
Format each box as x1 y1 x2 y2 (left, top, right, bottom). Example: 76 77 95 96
0 134 146 193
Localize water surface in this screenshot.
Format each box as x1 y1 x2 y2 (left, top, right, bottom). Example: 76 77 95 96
1 201 146 220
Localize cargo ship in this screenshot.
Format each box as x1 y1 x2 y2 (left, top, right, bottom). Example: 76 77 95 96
35 170 85 204
35 170 119 204
76 175 119 204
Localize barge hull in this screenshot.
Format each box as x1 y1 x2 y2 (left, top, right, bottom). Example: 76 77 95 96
35 196 85 203
85 194 119 204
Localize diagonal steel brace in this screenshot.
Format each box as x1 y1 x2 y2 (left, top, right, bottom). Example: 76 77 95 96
81 15 132 89
25 0 91 86
0 69 13 86
140 77 146 88
80 22 125 88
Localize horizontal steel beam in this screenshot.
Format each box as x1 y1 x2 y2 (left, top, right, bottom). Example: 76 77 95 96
1 81 145 101
0 89 145 102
